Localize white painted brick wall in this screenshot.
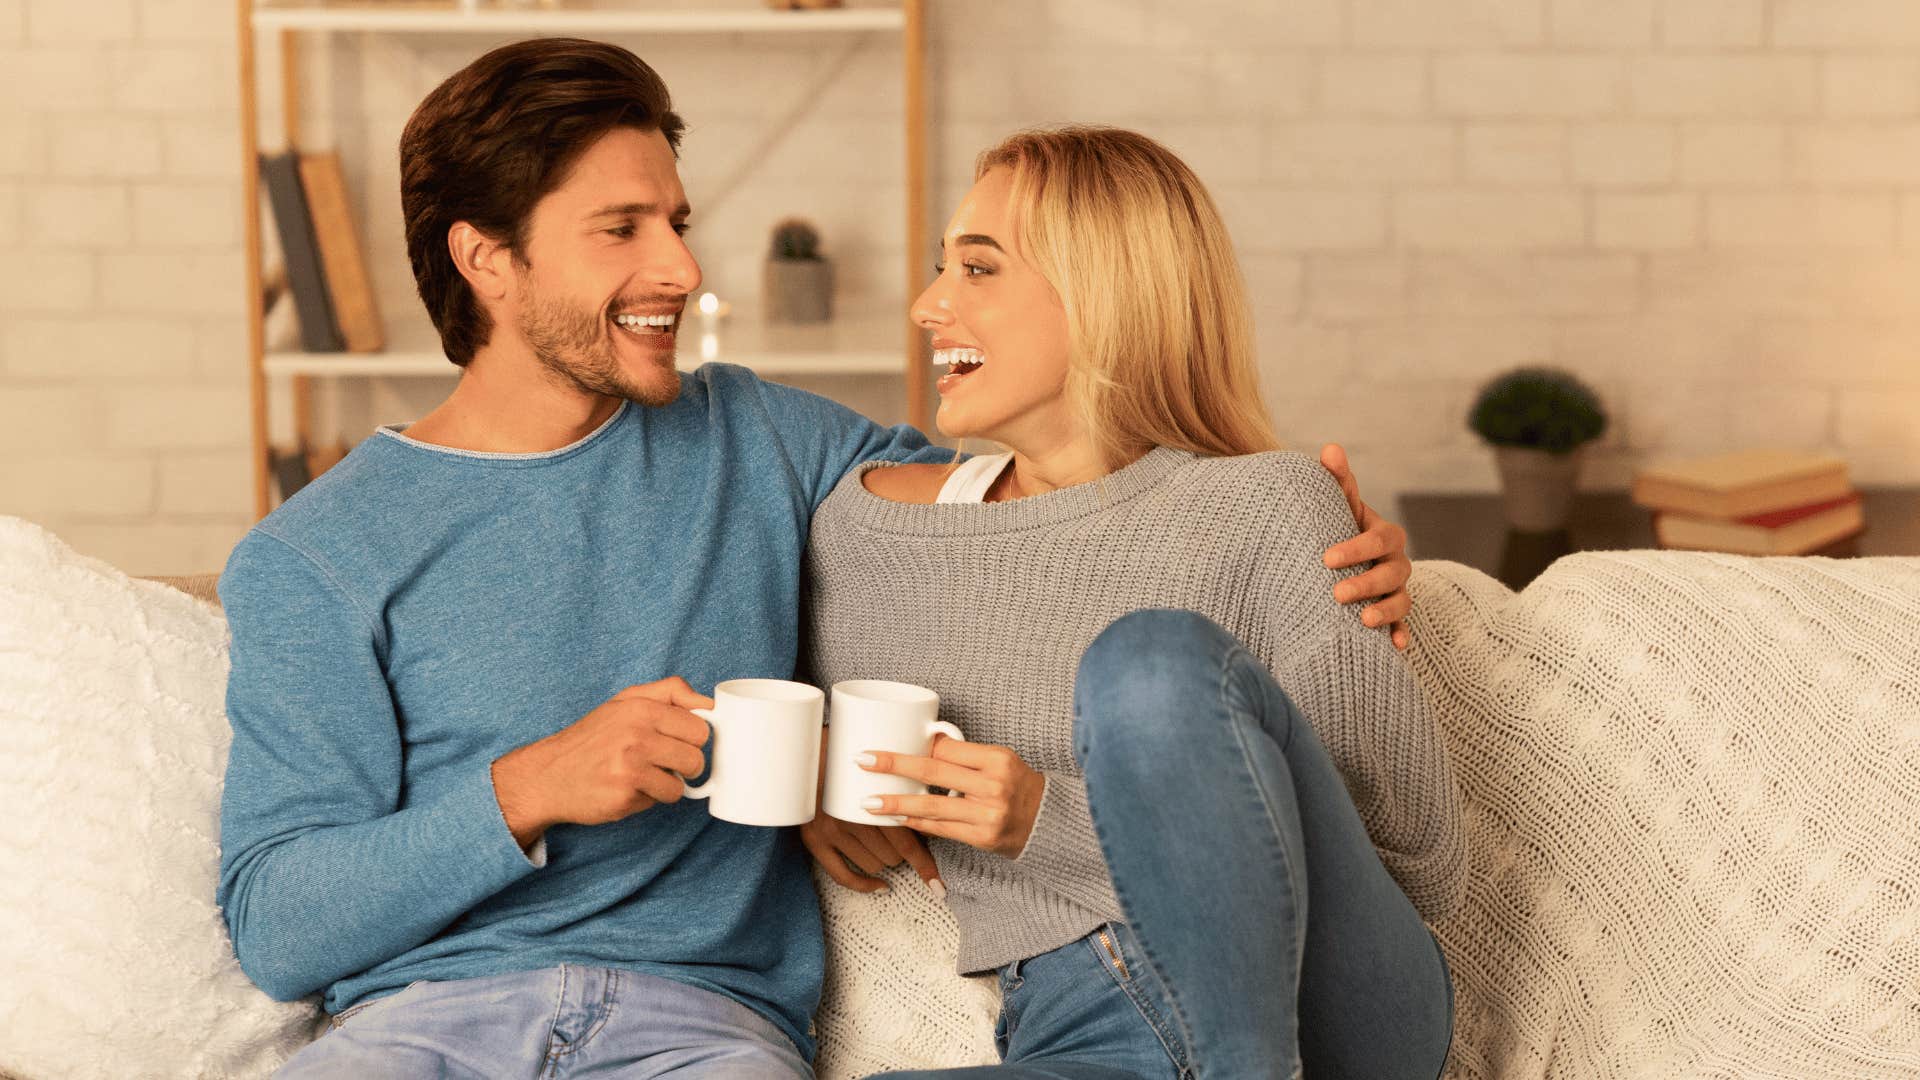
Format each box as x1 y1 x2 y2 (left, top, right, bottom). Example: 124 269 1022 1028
1435 54 1622 117
1680 123 1788 185
1569 123 1674 186
1462 123 1565 184
1317 55 1427 117
1551 0 1657 49
1 0 1918 576
1395 190 1587 249
0 181 16 248
1659 0 1766 48
25 183 130 248
1594 192 1700 249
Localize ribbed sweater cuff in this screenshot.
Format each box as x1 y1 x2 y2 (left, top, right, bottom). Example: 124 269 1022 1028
1014 772 1102 884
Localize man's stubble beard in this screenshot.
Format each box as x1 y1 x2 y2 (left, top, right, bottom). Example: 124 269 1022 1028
516 264 682 408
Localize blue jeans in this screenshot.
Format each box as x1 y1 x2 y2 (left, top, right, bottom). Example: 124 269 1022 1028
880 918 1190 1080
882 609 1454 1080
274 964 810 1079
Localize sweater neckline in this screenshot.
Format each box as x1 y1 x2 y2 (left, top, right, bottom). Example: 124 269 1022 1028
375 400 629 466
834 446 1195 537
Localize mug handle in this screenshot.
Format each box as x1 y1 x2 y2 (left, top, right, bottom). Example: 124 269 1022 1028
928 720 967 798
680 707 718 800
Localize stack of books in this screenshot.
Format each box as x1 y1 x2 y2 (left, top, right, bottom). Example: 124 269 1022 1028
1632 449 1865 556
260 149 385 354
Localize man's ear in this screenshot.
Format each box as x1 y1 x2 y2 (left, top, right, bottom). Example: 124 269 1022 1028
447 221 515 304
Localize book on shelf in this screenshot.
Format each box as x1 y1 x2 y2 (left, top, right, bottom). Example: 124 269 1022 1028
1655 493 1867 556
269 444 312 500
270 439 351 501
1631 448 1852 520
296 151 385 353
259 150 345 354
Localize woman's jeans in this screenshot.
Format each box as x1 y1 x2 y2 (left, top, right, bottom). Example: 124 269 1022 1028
879 609 1453 1080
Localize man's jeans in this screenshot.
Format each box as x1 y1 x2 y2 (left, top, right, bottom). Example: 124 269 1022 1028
275 965 809 1079
880 609 1454 1079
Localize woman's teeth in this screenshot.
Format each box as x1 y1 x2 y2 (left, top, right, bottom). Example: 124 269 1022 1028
933 347 985 373
614 313 677 334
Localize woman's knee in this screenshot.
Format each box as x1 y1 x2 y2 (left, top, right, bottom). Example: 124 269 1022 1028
1073 609 1243 763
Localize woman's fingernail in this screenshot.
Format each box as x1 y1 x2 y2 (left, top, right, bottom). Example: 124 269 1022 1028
929 877 947 902
861 796 884 810
1362 610 1379 626
855 752 878 767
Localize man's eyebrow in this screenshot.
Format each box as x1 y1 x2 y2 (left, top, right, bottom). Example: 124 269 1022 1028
584 202 693 220
953 233 1004 252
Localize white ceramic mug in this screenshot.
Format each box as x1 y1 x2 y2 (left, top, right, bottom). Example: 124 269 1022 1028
822 680 965 826
682 678 823 827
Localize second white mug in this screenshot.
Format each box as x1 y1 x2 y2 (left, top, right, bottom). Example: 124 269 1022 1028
823 679 964 826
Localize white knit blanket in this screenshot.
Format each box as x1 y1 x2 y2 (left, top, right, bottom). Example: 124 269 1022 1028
1412 552 1920 1080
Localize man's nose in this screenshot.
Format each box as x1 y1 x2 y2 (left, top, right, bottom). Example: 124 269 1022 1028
650 233 701 295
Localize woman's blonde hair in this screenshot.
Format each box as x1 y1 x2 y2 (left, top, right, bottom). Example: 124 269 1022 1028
974 125 1280 469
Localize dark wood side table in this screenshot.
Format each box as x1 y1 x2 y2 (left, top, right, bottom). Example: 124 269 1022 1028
1398 489 1920 590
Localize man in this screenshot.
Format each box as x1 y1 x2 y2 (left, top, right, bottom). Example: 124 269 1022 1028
218 37 1415 1078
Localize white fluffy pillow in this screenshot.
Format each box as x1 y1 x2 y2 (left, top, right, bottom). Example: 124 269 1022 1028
0 516 321 1080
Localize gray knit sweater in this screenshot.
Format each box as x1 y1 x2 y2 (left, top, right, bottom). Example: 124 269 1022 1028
802 446 1467 975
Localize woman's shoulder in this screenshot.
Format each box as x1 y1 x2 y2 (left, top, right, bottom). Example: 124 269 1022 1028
1178 448 1343 507
856 461 957 504
1170 449 1358 555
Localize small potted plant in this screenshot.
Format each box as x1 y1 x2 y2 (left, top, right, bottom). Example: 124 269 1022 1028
1468 366 1609 532
764 217 833 324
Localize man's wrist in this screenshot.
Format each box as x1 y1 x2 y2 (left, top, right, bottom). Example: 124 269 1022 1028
490 747 550 850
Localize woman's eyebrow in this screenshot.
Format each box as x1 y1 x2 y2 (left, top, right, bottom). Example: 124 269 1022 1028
953 233 1004 252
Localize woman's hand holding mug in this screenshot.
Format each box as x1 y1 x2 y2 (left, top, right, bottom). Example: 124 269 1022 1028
859 736 1046 860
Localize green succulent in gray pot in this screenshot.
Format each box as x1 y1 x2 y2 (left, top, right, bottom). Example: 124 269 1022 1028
765 217 832 324
1468 367 1609 532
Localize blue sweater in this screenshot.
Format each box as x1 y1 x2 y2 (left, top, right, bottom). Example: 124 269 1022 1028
215 365 937 1059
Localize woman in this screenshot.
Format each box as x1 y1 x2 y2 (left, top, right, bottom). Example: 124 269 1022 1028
801 127 1463 1079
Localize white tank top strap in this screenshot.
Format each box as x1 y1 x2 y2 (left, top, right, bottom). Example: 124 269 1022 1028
935 452 1013 504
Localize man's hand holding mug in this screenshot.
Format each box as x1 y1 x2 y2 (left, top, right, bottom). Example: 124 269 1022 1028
490 676 714 850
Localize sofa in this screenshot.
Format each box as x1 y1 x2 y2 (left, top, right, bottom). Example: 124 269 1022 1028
2 513 1916 1079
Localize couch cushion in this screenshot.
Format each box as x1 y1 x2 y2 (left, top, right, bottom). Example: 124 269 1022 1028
1413 551 1920 1079
0 516 322 1080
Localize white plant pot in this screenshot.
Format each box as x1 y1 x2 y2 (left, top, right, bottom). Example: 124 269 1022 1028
765 258 833 324
1494 445 1587 532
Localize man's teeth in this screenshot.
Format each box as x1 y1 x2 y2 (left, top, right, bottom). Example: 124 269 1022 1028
932 348 985 369
614 313 677 330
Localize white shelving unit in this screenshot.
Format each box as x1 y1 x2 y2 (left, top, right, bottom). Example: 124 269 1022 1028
237 0 929 517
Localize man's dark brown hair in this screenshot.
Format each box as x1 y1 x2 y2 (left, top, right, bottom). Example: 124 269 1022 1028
400 38 686 367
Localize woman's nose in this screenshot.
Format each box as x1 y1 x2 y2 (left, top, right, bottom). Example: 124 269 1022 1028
911 278 952 328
